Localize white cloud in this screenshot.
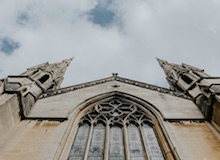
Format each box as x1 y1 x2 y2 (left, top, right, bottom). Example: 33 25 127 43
0 0 220 88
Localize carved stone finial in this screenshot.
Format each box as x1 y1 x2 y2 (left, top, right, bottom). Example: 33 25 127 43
112 73 118 77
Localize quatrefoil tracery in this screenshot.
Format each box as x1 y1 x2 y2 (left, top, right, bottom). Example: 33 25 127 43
80 98 153 126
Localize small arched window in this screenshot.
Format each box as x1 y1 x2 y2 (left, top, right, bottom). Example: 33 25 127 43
67 98 164 160
182 75 193 84
39 74 50 84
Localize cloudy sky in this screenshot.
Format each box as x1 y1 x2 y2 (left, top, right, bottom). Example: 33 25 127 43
0 0 220 88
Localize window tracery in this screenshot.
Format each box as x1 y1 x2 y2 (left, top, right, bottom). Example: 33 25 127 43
68 98 164 160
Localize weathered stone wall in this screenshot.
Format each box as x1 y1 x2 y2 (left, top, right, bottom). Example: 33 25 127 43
212 100 220 132
165 122 220 160
0 120 68 160
0 80 3 94
0 94 20 140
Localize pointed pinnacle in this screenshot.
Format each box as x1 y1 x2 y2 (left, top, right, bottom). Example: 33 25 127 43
156 58 175 77
156 58 167 67
62 57 74 66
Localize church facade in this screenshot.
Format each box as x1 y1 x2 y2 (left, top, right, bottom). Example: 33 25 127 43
0 59 220 160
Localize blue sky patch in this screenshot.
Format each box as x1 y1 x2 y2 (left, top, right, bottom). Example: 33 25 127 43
89 1 115 27
0 37 20 55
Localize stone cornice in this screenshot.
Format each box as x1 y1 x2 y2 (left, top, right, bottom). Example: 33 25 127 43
39 76 191 100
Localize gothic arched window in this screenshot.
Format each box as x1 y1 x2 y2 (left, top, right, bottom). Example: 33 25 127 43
68 98 165 160
39 74 50 84
181 75 193 84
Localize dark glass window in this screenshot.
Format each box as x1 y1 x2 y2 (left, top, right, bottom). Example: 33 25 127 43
39 74 49 84
182 75 193 84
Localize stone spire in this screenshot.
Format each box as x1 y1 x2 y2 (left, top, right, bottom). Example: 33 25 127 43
157 58 182 90
3 58 73 118
157 58 208 92
21 58 73 90
158 58 220 128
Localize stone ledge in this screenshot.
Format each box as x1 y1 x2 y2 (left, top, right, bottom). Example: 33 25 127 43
39 76 191 100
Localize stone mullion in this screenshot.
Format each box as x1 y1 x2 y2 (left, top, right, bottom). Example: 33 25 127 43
83 123 94 160
104 121 110 160
139 124 150 160
123 121 130 160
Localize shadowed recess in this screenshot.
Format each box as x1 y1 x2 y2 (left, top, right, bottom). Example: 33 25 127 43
0 37 20 55
89 1 115 27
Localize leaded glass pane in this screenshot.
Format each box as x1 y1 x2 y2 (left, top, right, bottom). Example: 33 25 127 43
109 126 124 160
143 124 164 160
127 124 145 160
68 123 90 160
88 123 105 160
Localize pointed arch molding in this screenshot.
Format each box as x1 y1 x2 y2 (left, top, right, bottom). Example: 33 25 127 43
56 91 179 160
